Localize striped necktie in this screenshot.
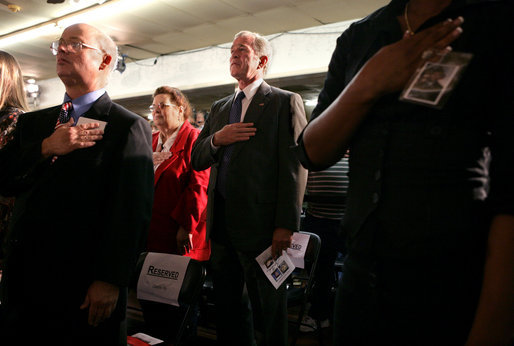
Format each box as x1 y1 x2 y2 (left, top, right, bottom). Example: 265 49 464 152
55 101 73 128
216 91 245 198
51 101 73 163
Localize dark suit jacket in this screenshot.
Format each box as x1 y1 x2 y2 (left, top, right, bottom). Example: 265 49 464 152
191 81 307 253
0 93 154 333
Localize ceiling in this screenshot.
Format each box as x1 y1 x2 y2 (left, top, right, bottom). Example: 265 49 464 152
0 0 387 115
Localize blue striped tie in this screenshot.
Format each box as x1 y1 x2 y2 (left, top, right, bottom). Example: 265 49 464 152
217 91 245 198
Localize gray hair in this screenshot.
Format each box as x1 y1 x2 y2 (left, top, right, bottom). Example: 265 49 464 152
93 29 118 72
234 31 272 72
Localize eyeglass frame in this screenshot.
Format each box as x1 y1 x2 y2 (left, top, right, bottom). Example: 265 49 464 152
50 38 103 56
149 103 177 112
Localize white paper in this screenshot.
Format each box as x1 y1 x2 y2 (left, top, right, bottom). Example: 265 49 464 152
286 232 310 269
137 252 190 306
130 333 164 345
76 116 107 131
256 246 295 289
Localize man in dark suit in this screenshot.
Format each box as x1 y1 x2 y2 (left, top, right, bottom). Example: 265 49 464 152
191 30 307 346
0 23 153 345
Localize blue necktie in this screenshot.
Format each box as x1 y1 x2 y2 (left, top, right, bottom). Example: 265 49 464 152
217 91 245 198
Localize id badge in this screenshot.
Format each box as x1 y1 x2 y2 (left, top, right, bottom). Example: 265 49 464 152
400 51 473 109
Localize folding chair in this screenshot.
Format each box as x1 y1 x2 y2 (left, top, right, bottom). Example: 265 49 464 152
129 252 206 346
287 231 321 346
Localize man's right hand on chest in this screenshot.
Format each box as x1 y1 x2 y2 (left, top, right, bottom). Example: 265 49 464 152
41 118 103 158
213 122 256 146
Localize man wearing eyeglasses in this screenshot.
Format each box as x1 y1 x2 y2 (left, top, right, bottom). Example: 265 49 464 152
0 23 153 345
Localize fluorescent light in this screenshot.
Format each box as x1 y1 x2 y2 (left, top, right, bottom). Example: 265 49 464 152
305 99 317 107
0 0 156 48
0 23 58 48
26 83 40 93
58 0 156 27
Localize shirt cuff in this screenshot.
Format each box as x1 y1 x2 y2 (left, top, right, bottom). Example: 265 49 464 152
210 135 219 152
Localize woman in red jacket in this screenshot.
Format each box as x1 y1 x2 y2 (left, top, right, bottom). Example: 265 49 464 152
147 85 210 261
141 86 210 342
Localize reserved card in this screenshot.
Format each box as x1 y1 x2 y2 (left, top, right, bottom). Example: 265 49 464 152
286 232 310 269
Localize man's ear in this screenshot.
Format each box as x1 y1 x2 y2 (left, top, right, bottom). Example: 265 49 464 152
258 56 268 69
99 54 112 71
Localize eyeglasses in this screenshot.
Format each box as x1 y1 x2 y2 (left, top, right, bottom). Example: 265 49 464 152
149 103 175 111
50 39 102 56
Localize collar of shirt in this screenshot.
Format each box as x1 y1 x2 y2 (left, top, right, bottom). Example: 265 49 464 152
235 78 263 122
63 89 106 125
156 122 183 153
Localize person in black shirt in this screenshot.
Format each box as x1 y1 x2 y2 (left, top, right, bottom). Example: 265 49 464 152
295 1 514 345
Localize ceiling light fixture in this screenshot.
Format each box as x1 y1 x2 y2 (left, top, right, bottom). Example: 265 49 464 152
116 53 127 73
0 23 57 48
7 4 22 12
0 0 155 48
25 79 40 95
57 0 152 27
305 99 318 107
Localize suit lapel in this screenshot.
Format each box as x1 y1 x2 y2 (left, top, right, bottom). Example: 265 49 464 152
80 92 112 123
243 81 271 125
213 95 234 133
154 154 177 185
208 94 234 161
170 122 190 156
42 105 63 134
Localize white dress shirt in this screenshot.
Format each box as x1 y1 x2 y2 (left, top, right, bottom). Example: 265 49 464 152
238 78 263 122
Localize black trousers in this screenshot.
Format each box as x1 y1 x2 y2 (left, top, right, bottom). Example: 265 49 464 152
333 216 482 346
209 192 288 346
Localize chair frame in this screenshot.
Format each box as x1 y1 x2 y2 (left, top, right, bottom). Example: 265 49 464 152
288 231 322 346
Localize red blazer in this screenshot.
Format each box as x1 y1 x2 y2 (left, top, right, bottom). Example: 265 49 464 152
147 121 210 261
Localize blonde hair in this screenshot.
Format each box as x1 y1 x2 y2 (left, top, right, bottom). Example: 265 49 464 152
0 50 28 111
